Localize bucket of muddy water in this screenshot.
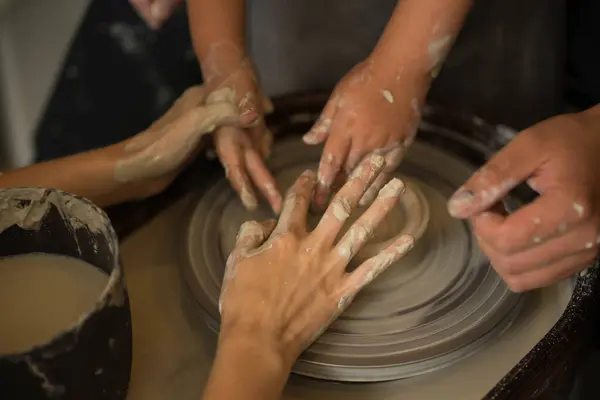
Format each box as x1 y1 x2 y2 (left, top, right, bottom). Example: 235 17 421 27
0 188 132 399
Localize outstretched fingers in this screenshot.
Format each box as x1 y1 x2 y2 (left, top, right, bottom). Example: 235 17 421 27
359 144 406 207
342 234 415 294
334 178 406 265
312 154 385 247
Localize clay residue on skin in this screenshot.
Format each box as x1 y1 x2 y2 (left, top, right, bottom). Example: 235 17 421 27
115 87 239 183
235 221 267 244
264 183 278 201
275 194 299 234
573 202 584 218
201 41 247 85
349 154 385 181
337 294 352 310
381 89 394 104
410 97 421 119
312 117 333 134
358 149 406 207
377 178 406 199
428 35 452 78
318 153 336 185
558 222 568 234
303 116 333 145
239 187 258 211
361 236 414 287
532 217 541 225
585 242 594 249
448 178 517 217
272 170 314 234
331 196 352 221
337 224 372 259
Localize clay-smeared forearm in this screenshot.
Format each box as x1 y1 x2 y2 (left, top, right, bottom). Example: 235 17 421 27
188 0 247 79
0 87 242 209
0 144 154 208
370 0 473 82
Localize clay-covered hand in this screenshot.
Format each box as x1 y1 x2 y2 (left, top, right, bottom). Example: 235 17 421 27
115 85 243 186
203 46 282 213
448 105 600 292
303 59 424 209
218 154 415 365
129 0 182 30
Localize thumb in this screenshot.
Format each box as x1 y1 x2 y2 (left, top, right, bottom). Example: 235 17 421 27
447 132 541 218
234 219 277 252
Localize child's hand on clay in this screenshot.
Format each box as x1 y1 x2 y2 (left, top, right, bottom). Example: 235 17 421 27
218 154 415 363
129 0 182 30
202 44 282 213
303 59 427 209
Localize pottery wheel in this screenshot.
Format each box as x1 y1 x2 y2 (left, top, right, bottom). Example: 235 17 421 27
182 138 522 382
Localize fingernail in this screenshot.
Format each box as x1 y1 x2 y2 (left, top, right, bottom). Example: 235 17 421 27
448 189 475 217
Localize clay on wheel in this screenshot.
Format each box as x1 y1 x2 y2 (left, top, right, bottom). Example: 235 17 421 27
183 138 522 382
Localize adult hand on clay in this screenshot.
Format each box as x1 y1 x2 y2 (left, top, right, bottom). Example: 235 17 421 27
447 105 600 292
115 85 245 186
303 59 426 209
203 45 282 213
218 154 415 363
129 0 182 30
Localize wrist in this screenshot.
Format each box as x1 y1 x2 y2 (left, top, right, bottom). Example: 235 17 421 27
217 327 295 383
369 40 432 84
198 41 250 83
219 322 298 371
364 52 430 115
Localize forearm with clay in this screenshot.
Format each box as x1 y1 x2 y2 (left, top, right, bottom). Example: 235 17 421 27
371 0 473 81
0 87 242 208
368 0 473 118
188 0 248 87
188 0 272 121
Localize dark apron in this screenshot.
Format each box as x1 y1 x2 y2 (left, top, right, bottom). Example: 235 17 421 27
35 0 570 155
